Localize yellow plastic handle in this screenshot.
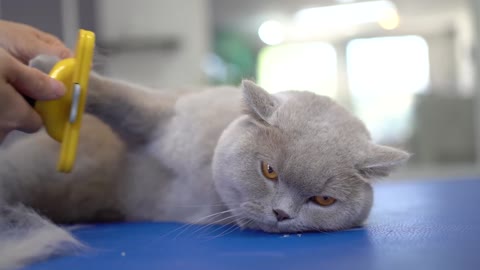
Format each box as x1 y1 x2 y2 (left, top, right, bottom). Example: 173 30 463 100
34 59 75 142
34 29 95 173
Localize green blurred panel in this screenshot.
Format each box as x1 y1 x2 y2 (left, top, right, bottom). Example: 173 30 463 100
211 31 256 85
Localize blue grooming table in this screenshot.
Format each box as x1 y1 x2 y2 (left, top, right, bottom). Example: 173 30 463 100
26 178 480 270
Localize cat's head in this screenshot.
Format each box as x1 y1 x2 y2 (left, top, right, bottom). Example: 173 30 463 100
212 81 409 233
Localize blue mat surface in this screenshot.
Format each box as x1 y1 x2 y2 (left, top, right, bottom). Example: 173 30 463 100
26 178 480 270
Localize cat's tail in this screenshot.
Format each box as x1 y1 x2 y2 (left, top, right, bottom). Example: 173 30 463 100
0 204 85 270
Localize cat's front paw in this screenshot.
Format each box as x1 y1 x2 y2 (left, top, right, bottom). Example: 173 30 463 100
29 54 61 74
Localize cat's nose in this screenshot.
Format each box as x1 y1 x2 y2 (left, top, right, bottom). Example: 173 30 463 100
273 208 291 222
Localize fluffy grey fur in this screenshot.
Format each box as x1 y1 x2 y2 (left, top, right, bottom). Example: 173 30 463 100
0 55 409 269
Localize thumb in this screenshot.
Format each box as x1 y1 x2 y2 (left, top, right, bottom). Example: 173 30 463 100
6 54 66 100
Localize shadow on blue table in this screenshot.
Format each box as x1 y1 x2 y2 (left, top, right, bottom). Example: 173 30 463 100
27 178 480 270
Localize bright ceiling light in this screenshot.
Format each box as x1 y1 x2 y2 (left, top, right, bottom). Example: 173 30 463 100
335 0 356 3
294 0 398 29
378 7 400 30
258 20 285 45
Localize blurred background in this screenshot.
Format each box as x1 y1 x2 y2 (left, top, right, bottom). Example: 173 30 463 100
1 0 480 180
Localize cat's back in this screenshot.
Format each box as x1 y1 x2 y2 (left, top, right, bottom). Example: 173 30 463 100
151 85 243 172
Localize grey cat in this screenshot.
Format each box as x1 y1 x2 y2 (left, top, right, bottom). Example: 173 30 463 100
0 55 409 269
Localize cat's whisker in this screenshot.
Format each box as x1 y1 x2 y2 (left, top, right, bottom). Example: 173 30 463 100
232 219 252 232
171 208 242 239
208 219 250 239
160 203 235 209
189 214 240 237
196 215 241 237
163 209 237 238
239 219 253 230
219 222 241 236
202 220 239 240
208 218 252 240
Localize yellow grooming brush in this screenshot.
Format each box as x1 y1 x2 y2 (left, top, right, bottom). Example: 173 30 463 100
31 29 95 173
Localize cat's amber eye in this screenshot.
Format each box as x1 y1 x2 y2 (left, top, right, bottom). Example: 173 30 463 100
261 161 278 181
312 196 337 207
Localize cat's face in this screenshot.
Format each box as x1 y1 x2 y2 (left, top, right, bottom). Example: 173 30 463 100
212 81 409 233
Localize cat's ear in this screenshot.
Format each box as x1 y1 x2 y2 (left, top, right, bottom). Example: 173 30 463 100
241 80 279 124
357 144 410 180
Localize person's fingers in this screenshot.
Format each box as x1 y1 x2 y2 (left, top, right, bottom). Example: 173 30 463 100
0 83 42 134
0 21 71 63
35 29 63 46
6 54 65 100
19 39 72 63
6 27 73 63
33 29 73 58
9 86 42 133
23 42 72 62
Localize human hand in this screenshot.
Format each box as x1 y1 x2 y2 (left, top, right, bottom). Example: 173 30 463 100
0 20 72 64
0 20 72 143
0 48 66 142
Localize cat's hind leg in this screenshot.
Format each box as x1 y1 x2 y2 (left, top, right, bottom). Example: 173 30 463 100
0 114 127 223
0 115 126 268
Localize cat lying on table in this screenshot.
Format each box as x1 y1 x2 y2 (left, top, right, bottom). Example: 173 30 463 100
0 55 409 269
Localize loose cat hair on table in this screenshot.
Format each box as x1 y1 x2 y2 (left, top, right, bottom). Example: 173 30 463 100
0 55 409 269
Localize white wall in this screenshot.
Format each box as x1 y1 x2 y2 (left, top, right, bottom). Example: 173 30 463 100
61 0 80 49
454 6 475 96
96 0 211 89
470 0 480 164
426 31 457 94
